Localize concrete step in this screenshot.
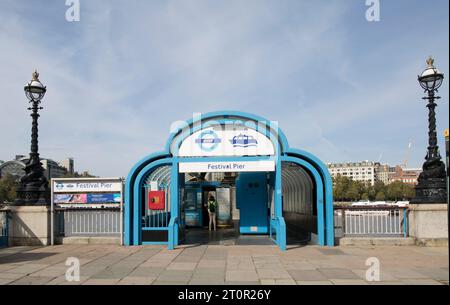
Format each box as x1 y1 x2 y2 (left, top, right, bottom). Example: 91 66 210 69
56 236 120 245
338 237 415 246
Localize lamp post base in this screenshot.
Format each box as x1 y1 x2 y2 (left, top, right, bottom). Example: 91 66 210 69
14 157 50 206
412 158 448 204
15 186 50 206
412 177 447 204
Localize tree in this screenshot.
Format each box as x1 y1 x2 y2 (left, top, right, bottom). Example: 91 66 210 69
361 192 369 200
387 181 404 201
332 175 414 203
0 174 19 203
375 191 385 201
374 180 386 194
402 184 415 200
333 175 352 201
367 184 376 201
347 180 363 201
372 181 386 201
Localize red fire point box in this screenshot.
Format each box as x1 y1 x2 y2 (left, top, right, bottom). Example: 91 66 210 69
148 191 165 210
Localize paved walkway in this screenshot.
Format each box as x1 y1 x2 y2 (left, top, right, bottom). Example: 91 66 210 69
0 244 448 285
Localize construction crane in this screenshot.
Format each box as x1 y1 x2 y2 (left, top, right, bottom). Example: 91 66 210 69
401 141 413 169
376 153 383 163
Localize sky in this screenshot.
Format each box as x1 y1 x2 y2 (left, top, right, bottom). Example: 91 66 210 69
0 0 448 177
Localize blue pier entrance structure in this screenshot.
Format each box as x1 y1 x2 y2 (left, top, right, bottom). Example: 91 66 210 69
125 111 334 250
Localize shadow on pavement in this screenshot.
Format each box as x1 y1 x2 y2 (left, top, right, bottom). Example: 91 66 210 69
0 252 57 264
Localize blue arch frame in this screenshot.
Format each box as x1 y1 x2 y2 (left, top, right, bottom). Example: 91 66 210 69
125 111 334 250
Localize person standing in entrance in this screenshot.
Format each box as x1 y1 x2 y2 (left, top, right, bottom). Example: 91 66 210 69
207 195 217 231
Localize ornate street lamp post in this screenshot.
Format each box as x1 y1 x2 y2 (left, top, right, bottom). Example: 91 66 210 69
15 70 50 205
412 57 447 203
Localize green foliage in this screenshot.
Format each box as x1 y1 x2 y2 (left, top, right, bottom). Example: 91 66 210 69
375 191 386 201
386 181 404 201
62 171 97 178
332 175 415 202
0 174 19 203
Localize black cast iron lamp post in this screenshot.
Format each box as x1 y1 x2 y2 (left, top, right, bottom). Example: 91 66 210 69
412 57 447 203
15 70 50 205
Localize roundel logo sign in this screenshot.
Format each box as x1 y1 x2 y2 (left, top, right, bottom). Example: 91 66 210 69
195 130 221 152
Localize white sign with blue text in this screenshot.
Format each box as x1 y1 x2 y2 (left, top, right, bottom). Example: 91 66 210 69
53 179 122 193
177 125 275 157
179 161 275 173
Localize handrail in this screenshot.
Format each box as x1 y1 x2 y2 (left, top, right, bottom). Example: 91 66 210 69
168 215 178 227
269 216 286 250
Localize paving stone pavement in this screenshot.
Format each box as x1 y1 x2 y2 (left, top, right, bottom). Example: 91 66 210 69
0 244 448 285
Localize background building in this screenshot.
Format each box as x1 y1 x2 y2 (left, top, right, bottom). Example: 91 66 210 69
0 155 74 181
375 164 390 185
58 157 74 176
327 161 422 186
326 161 378 186
389 166 422 185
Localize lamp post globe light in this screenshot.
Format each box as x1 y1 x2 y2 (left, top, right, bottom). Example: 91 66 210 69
412 57 448 204
15 70 50 205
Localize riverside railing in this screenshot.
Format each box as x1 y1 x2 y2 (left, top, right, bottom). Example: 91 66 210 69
55 207 121 238
334 205 409 238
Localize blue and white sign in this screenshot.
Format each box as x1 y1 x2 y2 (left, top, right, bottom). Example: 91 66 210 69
53 179 122 193
179 160 275 173
178 126 275 157
87 193 121 203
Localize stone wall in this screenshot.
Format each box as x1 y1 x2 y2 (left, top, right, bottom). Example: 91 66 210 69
408 203 448 246
3 205 51 246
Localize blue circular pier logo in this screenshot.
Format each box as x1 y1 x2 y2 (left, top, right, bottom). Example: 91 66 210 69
195 130 221 152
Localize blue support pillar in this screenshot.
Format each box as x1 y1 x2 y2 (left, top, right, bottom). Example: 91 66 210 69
124 179 132 246
169 161 179 249
324 174 335 246
275 158 286 251
133 178 142 245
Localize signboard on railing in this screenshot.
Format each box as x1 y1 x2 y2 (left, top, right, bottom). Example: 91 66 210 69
50 177 124 246
51 178 123 206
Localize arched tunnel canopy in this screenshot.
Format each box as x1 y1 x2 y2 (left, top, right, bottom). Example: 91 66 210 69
282 162 316 244
125 111 334 249
145 165 172 189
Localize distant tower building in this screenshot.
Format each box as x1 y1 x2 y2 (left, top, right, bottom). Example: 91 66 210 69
58 157 74 175
375 164 390 185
